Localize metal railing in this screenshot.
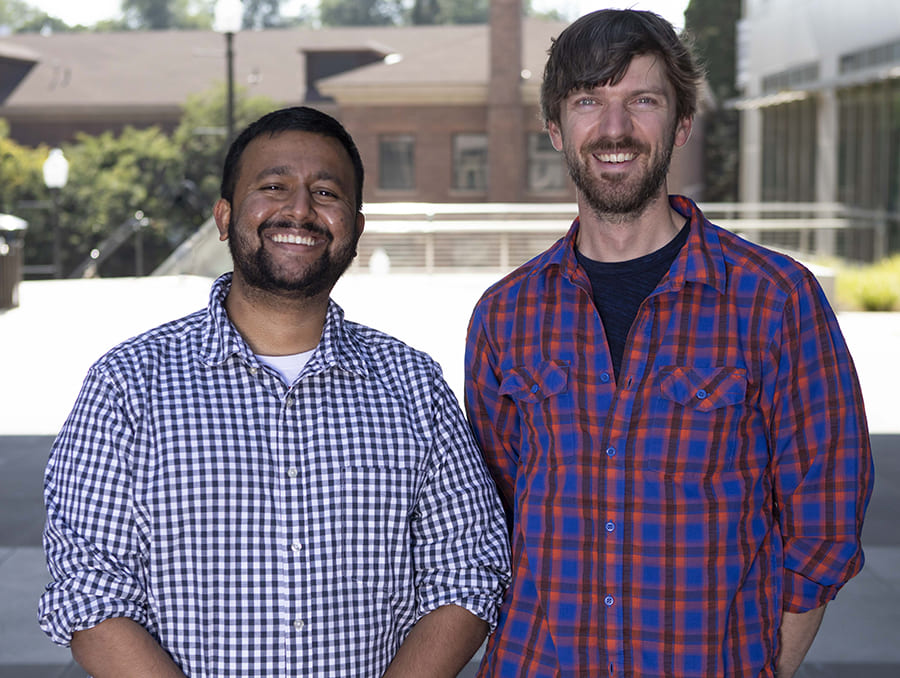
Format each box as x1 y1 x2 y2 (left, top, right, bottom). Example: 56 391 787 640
351 202 897 273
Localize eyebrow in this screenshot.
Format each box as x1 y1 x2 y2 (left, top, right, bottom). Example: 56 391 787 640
254 166 346 187
573 85 670 97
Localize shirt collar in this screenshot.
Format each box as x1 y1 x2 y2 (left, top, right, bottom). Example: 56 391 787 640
544 195 727 296
198 273 369 378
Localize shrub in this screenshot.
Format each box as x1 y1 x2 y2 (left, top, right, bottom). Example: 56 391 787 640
836 255 900 311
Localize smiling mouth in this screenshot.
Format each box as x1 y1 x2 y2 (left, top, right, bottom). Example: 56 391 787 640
269 233 318 246
595 151 637 163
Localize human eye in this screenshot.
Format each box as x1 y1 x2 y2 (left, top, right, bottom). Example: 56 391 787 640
633 92 664 107
257 180 286 192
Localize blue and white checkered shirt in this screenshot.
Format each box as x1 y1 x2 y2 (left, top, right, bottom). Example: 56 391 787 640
40 273 510 677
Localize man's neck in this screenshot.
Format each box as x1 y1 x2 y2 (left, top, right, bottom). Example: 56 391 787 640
224 276 330 356
575 192 684 263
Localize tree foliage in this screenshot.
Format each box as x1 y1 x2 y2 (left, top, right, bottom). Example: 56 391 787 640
684 0 741 202
6 84 276 278
319 0 405 26
172 83 278 222
48 127 185 278
0 0 79 32
242 0 283 28
410 0 488 25
122 0 214 30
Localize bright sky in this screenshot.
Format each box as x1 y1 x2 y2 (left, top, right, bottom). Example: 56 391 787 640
27 0 689 30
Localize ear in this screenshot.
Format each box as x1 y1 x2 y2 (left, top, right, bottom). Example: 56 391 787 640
674 116 693 148
547 122 564 152
355 211 365 239
213 198 231 242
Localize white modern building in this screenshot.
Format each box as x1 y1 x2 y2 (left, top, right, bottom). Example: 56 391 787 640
734 0 900 259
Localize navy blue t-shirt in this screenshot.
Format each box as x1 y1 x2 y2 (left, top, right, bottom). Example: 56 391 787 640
576 221 689 379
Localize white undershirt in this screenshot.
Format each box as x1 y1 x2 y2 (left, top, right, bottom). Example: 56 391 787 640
257 348 316 385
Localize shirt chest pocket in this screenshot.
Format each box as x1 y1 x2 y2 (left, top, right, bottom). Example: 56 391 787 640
499 360 569 403
499 361 582 467
650 365 749 474
341 464 420 595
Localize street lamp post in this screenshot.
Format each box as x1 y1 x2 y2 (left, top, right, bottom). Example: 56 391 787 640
215 0 243 147
42 147 69 279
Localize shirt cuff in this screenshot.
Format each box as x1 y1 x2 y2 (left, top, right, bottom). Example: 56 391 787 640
38 589 147 647
419 589 505 632
782 568 842 613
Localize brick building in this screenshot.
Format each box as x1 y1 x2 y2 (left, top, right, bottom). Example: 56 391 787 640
0 3 705 206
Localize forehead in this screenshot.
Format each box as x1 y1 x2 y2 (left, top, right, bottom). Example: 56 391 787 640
237 130 353 181
577 53 673 94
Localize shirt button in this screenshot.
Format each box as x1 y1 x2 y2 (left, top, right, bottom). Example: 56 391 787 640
249 367 258 376
287 467 298 478
696 389 708 400
530 384 540 394
605 595 615 607
291 540 303 553
286 396 295 407
293 619 305 631
606 446 617 457
605 521 616 533
600 372 610 383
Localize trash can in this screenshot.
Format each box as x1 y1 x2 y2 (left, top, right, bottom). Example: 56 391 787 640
0 214 28 311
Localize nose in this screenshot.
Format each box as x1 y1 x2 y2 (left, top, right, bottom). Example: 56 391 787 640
596 101 632 140
282 187 316 222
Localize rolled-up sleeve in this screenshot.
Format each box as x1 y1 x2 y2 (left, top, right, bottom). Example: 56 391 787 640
771 271 874 612
463 302 521 520
39 364 148 646
411 368 510 630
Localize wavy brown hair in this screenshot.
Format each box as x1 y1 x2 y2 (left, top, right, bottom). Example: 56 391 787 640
540 9 704 127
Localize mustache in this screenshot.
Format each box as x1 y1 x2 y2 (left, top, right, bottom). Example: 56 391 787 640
258 218 333 242
583 137 649 155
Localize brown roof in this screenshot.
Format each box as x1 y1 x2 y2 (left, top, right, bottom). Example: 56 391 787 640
0 18 567 114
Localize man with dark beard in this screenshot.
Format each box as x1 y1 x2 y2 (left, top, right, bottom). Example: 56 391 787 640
464 10 872 678
39 107 510 678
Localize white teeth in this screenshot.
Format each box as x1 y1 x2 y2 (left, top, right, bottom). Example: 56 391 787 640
271 233 317 246
597 152 635 163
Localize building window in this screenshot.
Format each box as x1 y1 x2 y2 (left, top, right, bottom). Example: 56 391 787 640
452 133 487 191
527 133 566 192
761 97 817 202
838 81 899 213
378 135 415 190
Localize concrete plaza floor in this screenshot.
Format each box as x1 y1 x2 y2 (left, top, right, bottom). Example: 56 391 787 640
1 274 898 677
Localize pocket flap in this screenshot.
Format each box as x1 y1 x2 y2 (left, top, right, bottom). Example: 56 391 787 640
499 361 568 403
658 365 747 411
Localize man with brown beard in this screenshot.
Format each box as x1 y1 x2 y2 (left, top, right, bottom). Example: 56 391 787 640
464 10 872 678
40 106 510 678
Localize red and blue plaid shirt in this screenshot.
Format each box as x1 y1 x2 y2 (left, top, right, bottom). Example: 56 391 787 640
464 196 873 677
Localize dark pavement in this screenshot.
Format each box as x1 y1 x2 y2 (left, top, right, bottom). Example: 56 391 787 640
2 434 897 677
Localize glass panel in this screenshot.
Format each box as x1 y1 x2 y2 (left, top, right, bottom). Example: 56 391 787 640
452 133 488 191
527 133 567 191
378 135 415 190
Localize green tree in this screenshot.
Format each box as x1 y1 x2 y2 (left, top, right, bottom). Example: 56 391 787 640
122 0 214 30
172 82 278 225
51 126 187 277
319 0 405 26
410 0 488 25
0 121 55 273
15 84 277 279
0 0 77 32
684 0 741 202
242 0 282 28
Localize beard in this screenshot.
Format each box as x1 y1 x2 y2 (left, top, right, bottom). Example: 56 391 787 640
228 216 359 299
564 124 676 220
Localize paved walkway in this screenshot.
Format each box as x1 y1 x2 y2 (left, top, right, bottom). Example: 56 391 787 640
1 275 897 677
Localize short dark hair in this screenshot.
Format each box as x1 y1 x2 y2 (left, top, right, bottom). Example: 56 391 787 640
220 106 365 213
540 9 703 127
